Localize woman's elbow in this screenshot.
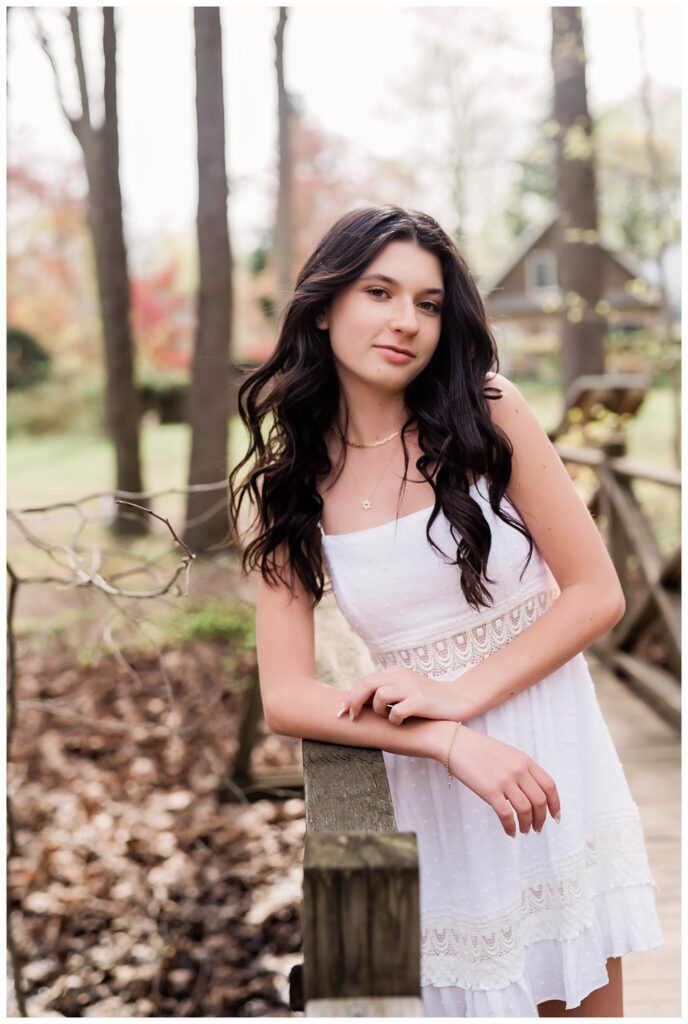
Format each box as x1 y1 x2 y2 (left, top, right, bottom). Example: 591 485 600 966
263 702 283 735
602 585 626 631
263 699 297 737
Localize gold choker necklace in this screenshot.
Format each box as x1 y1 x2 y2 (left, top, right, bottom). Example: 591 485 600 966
345 428 402 449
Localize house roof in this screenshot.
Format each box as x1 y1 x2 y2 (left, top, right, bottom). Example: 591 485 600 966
479 212 559 296
479 209 654 299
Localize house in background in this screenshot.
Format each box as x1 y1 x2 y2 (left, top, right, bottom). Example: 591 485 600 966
479 212 670 379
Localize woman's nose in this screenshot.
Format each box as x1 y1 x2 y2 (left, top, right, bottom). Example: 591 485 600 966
389 299 419 331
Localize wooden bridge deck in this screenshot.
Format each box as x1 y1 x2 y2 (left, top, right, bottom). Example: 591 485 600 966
313 597 681 1017
586 652 681 1018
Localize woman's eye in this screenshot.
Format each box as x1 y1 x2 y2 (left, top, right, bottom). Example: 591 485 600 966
367 289 440 314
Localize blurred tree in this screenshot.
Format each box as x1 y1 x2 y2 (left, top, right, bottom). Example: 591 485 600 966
550 6 604 400
33 8 147 533
7 327 52 389
504 124 556 241
595 92 680 260
131 258 193 377
7 157 99 376
183 7 233 552
388 7 532 254
273 7 293 324
290 114 422 263
505 90 680 258
635 10 680 465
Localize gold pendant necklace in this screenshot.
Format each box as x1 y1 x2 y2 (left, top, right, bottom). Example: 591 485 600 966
346 435 399 511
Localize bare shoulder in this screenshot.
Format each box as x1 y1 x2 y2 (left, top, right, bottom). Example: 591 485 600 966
480 371 624 611
482 371 557 458
481 369 562 495
483 371 526 424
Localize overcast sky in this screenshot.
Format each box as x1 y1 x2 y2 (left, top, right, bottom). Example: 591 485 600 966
7 4 682 257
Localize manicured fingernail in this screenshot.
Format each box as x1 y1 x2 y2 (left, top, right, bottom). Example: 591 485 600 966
555 811 561 823
336 704 346 718
349 708 355 721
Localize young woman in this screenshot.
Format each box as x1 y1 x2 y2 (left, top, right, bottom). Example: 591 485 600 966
228 206 663 1017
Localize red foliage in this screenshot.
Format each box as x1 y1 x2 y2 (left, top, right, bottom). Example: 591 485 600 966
130 259 193 372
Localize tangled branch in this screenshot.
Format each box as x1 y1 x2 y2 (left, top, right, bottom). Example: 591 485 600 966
6 480 250 1012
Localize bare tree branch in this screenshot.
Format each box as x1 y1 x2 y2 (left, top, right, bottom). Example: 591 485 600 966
6 482 239 601
68 6 91 132
115 499 195 597
29 8 79 134
16 698 199 741
9 479 229 516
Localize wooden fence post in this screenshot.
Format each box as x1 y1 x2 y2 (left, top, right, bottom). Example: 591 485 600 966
292 740 425 1016
599 435 629 590
303 831 423 1015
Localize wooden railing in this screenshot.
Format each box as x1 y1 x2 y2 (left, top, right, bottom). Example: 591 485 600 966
288 741 425 1016
554 437 681 730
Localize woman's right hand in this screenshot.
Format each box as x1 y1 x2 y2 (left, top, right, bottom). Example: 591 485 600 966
437 721 561 837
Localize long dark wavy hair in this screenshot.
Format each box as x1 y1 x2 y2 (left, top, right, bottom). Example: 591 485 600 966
227 205 534 611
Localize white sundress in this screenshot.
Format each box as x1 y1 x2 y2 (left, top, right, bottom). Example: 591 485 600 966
318 476 664 1017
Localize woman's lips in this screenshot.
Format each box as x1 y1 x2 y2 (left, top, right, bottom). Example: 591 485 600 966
374 345 414 364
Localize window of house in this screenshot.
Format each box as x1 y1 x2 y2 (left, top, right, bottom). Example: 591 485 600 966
525 250 558 293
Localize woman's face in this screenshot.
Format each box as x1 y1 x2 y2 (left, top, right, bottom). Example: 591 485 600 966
316 239 444 394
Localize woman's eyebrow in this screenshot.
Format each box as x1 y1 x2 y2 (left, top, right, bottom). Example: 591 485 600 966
359 273 444 296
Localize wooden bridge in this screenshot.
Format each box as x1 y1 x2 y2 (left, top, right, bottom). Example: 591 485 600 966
590 654 681 1017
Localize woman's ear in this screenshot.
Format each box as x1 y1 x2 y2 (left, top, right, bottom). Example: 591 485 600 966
316 314 328 330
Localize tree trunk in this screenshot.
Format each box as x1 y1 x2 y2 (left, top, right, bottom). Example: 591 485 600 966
97 9 146 529
273 7 293 325
550 7 605 406
184 7 233 552
62 8 147 532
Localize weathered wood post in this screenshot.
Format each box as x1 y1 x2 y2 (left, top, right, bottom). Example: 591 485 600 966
290 740 425 1016
578 438 681 728
599 435 629 594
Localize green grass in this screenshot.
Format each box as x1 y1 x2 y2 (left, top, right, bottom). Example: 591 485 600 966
625 388 681 467
7 426 191 508
7 420 254 509
7 419 251 581
8 388 679 508
178 601 256 646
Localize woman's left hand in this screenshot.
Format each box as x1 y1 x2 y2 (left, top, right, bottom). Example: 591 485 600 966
337 667 462 725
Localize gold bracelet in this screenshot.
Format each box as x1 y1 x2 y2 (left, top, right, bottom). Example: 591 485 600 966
444 721 463 788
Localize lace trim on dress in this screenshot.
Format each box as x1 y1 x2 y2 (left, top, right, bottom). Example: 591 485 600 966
419 806 658 989
370 584 560 679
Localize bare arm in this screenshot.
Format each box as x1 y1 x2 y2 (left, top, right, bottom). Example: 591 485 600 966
255 547 561 836
256 559 453 762
450 372 625 722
